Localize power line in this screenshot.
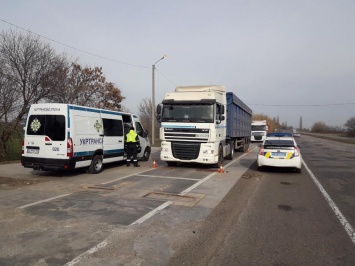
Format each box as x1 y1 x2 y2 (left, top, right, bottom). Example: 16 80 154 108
0 18 150 69
155 68 177 87
0 18 180 88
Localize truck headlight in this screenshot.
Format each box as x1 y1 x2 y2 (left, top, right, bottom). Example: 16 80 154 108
161 148 169 152
203 150 214 154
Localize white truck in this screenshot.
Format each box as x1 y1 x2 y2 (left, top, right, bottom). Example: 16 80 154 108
21 103 151 173
156 86 252 167
251 120 268 142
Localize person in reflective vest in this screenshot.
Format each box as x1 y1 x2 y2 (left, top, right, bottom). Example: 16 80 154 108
125 126 141 167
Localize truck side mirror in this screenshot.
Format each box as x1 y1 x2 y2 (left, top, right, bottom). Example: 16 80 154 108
220 115 225 121
220 105 225 115
156 104 162 115
156 114 162 123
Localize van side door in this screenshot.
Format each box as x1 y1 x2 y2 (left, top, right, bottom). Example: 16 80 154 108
101 112 124 162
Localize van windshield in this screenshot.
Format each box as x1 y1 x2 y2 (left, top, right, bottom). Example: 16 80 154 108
26 115 65 141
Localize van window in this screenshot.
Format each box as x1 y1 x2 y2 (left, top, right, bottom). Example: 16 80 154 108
135 122 144 137
103 118 123 136
26 115 65 141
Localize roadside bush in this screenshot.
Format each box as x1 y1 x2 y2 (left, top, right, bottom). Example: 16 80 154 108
345 117 355 137
311 122 327 133
0 123 22 162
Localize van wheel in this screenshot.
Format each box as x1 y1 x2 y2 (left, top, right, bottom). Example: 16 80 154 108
89 155 103 174
141 147 151 161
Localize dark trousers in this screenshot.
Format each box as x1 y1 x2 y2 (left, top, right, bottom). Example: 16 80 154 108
126 143 138 166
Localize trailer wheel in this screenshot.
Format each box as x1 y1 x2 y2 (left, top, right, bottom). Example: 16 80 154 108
89 155 103 174
226 142 234 160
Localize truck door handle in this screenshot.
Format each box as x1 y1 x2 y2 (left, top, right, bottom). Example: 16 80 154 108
45 143 52 145
99 134 104 137
118 140 122 142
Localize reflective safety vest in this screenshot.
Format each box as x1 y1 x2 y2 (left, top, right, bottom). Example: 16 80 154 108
126 130 138 142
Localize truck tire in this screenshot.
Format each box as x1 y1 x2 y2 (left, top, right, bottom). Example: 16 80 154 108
226 142 234 160
141 147 151 161
213 145 224 168
89 155 103 174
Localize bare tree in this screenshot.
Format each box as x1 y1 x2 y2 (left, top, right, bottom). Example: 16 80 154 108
0 29 67 156
345 117 355 137
138 98 159 139
0 66 19 122
47 63 125 111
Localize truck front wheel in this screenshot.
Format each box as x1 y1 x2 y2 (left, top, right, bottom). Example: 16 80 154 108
213 146 224 168
89 155 103 174
226 142 234 160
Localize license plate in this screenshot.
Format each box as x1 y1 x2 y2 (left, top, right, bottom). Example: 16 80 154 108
27 149 39 154
272 152 286 157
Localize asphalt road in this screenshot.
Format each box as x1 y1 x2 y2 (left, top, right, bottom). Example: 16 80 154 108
169 135 355 265
0 136 354 265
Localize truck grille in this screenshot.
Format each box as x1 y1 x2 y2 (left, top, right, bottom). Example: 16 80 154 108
164 128 209 142
172 142 200 160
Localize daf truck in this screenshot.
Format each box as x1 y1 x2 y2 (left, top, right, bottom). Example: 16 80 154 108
156 86 252 167
251 120 268 141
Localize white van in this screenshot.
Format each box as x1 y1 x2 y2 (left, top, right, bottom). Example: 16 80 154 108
21 103 151 173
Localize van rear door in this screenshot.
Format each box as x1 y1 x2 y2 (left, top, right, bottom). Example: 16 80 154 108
25 113 67 159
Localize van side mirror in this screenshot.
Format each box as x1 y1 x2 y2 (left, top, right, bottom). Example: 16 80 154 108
143 130 148 138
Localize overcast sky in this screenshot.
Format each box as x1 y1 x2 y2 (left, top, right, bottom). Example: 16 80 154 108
1 0 355 129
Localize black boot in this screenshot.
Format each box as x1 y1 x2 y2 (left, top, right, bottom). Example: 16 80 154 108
126 162 130 167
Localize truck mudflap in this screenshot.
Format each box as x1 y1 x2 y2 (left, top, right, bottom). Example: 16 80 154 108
21 156 76 171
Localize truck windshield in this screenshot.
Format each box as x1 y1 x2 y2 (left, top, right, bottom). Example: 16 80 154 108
162 104 214 123
252 125 266 131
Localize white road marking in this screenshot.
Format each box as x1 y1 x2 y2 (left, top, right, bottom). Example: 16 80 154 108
64 150 255 265
180 151 251 195
64 240 108 266
17 193 72 209
129 201 173 226
101 169 149 185
302 159 355 245
136 174 200 181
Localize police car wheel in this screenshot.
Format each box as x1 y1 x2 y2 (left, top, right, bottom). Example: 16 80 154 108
89 155 103 174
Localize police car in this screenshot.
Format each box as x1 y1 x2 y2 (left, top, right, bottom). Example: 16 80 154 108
257 136 302 173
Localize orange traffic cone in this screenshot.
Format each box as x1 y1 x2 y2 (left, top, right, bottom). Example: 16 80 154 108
219 164 224 173
152 160 157 168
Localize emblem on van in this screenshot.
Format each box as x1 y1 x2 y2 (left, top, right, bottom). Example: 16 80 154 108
30 118 41 133
94 120 102 132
